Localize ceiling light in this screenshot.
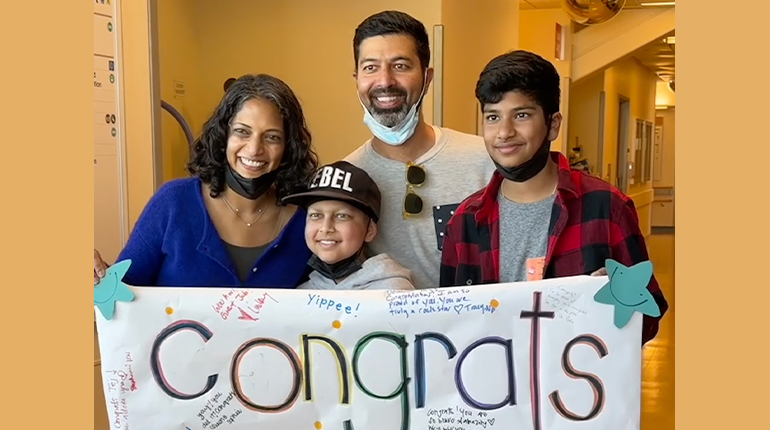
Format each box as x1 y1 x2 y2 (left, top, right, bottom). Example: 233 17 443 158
641 2 675 6
664 36 675 44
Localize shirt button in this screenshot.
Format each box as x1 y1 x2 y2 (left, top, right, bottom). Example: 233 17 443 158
252 267 258 273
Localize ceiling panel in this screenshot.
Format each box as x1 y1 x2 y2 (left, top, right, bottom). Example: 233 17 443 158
630 30 675 84
520 0 649 10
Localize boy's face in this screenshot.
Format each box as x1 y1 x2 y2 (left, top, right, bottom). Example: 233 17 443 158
305 200 377 265
481 90 561 168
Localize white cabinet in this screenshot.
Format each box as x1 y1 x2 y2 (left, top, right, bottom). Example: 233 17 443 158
651 188 675 227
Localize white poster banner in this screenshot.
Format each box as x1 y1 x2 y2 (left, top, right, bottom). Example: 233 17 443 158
95 273 643 430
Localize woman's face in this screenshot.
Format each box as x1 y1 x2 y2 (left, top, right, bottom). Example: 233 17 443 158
225 98 286 178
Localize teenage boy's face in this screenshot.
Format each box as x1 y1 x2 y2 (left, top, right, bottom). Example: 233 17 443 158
481 90 561 169
305 200 377 265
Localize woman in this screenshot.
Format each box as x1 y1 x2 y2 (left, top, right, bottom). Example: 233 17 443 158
93 74 319 288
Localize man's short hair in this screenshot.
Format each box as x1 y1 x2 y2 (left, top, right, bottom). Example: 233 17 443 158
353 10 431 70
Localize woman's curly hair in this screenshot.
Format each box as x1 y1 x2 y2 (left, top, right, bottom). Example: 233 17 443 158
187 74 319 204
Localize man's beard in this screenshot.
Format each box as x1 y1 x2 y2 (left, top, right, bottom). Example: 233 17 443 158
367 86 410 127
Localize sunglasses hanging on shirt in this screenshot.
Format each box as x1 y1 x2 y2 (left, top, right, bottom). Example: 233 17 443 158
403 162 426 219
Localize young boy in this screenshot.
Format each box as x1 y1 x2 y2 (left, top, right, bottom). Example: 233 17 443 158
283 161 415 291
439 50 667 344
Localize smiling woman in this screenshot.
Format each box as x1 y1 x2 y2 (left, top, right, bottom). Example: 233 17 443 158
93 74 320 288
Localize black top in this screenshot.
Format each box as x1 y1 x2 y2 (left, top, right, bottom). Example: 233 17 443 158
224 242 270 282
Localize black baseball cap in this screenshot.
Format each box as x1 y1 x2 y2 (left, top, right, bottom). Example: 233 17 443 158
282 161 382 222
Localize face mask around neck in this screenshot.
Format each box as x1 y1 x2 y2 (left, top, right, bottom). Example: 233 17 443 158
225 164 279 200
359 72 428 146
494 139 551 183
307 251 364 281
494 117 556 183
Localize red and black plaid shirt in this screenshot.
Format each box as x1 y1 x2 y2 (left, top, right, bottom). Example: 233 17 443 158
440 152 668 344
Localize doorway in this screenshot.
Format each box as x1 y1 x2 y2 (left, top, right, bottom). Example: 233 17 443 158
616 96 631 193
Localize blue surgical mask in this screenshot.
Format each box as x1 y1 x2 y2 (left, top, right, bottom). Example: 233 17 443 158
359 73 428 146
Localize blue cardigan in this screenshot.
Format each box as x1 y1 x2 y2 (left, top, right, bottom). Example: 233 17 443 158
116 177 312 288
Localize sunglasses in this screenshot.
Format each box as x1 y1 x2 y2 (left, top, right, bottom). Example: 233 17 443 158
403 162 426 219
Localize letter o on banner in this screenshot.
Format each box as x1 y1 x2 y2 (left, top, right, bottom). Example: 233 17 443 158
230 338 303 413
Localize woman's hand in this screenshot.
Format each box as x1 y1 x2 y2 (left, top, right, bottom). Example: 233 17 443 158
94 249 109 285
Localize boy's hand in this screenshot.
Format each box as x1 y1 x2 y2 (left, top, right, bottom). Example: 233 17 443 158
590 267 607 277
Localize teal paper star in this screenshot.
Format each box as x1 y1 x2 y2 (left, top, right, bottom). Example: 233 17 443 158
94 259 135 320
593 259 661 329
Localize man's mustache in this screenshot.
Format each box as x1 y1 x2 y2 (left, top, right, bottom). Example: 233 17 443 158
369 87 407 98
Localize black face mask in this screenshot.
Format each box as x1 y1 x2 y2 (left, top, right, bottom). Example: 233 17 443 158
307 251 363 281
494 116 555 182
493 138 551 182
225 164 279 200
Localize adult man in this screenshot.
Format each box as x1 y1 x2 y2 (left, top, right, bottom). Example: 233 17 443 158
344 10 496 290
439 50 667 344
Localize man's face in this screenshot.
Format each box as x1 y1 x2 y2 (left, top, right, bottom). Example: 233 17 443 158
354 34 433 127
482 90 561 168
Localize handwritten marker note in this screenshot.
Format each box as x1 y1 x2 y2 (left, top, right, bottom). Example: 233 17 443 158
426 406 497 429
212 290 277 322
104 351 136 429
196 391 243 429
308 293 361 316
545 286 588 325
386 288 496 319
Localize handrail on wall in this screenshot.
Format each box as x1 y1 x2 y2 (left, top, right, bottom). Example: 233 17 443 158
160 78 237 151
160 100 194 148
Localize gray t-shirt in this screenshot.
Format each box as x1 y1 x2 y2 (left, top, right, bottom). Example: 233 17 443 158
498 191 556 283
344 125 496 289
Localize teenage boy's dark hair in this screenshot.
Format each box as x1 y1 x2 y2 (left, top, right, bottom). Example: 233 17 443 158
353 10 431 70
475 50 561 119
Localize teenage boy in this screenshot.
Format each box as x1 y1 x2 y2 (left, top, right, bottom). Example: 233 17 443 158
283 161 415 291
439 50 668 344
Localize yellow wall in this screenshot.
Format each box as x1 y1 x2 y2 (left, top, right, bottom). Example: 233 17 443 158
602 57 659 235
518 8 573 153
157 0 201 182
655 80 675 107
654 107 675 188
185 0 442 166
566 72 604 174
441 0 520 135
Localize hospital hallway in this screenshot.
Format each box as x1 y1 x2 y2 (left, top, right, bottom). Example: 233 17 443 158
640 230 675 429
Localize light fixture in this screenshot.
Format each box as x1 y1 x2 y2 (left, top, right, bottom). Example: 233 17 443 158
641 1 675 6
664 36 675 45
